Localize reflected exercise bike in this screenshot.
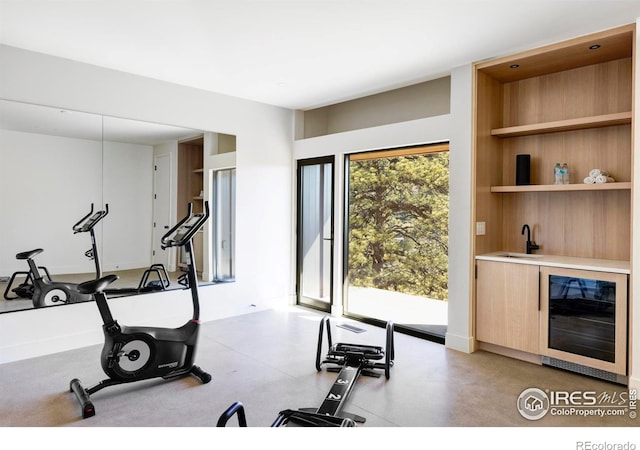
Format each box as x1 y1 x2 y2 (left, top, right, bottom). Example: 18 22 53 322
3 204 108 307
69 202 212 419
4 203 171 306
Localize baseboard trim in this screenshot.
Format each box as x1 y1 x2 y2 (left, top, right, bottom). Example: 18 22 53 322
477 341 542 365
0 329 103 365
444 332 474 353
628 374 640 390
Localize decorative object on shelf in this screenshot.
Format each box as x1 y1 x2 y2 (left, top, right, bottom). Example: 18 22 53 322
589 168 609 178
583 168 615 184
515 154 530 185
554 162 562 185
596 175 615 184
561 163 569 184
553 162 571 185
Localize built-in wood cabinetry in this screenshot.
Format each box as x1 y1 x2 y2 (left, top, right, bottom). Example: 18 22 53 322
473 24 634 380
476 260 540 354
474 24 633 260
177 136 204 271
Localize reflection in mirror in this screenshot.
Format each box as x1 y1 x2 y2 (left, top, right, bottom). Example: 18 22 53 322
0 99 207 313
213 168 236 282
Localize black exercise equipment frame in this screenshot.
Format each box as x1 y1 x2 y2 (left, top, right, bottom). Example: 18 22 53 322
273 316 394 426
69 202 211 419
84 203 171 297
216 401 248 427
7 204 108 307
217 315 394 427
72 203 110 279
3 265 52 300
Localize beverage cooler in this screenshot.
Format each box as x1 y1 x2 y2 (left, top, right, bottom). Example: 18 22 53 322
539 267 628 383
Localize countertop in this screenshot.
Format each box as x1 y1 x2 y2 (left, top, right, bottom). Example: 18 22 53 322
476 252 630 274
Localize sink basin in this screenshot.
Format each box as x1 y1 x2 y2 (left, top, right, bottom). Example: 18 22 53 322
494 252 543 259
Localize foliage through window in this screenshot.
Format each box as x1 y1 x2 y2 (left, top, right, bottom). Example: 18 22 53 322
347 147 449 301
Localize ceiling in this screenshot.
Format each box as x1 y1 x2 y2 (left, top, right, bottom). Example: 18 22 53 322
0 99 203 145
1 1 640 110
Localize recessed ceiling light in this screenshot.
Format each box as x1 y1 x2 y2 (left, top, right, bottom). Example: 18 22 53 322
510 64 520 69
589 44 601 50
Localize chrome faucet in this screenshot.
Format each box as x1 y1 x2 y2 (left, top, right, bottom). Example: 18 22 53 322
521 224 539 254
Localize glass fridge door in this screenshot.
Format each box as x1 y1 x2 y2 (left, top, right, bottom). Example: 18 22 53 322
547 275 616 362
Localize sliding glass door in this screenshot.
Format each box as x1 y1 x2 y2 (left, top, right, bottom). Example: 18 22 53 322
344 144 449 341
296 157 334 311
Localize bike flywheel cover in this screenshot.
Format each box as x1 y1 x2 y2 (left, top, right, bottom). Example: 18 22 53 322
117 339 151 373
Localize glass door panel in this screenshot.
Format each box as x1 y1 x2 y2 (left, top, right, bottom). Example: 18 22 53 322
548 275 616 362
344 144 449 341
297 157 334 311
540 266 628 377
213 168 236 281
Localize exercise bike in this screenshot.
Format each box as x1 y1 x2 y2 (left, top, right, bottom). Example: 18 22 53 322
6 203 170 304
217 315 394 427
5 204 108 308
66 202 172 296
87 205 171 297
69 202 212 419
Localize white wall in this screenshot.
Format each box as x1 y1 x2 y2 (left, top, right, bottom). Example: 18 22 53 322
0 128 103 275
0 129 154 277
445 64 474 353
303 77 452 138
102 140 154 272
0 44 293 363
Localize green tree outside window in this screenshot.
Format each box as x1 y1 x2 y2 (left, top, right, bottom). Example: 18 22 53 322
348 151 449 301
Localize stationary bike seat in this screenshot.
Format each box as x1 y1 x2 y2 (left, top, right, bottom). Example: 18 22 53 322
16 248 44 260
78 274 118 295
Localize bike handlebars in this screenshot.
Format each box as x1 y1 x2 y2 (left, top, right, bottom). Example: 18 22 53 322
161 201 210 249
73 203 109 234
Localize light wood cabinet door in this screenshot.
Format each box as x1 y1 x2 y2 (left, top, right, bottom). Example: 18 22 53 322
476 260 540 353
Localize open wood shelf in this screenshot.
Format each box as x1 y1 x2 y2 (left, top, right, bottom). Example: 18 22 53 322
490 182 631 193
475 23 633 260
491 112 632 138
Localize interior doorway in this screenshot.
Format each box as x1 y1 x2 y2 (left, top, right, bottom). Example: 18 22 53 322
152 153 172 270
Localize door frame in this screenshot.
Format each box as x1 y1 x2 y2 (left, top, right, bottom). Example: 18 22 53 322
296 156 335 312
342 143 450 344
152 153 173 271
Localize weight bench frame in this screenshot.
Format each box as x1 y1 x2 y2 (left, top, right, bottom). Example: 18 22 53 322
217 315 394 427
274 315 394 426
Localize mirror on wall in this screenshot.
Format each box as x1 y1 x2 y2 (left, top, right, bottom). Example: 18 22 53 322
0 99 207 313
